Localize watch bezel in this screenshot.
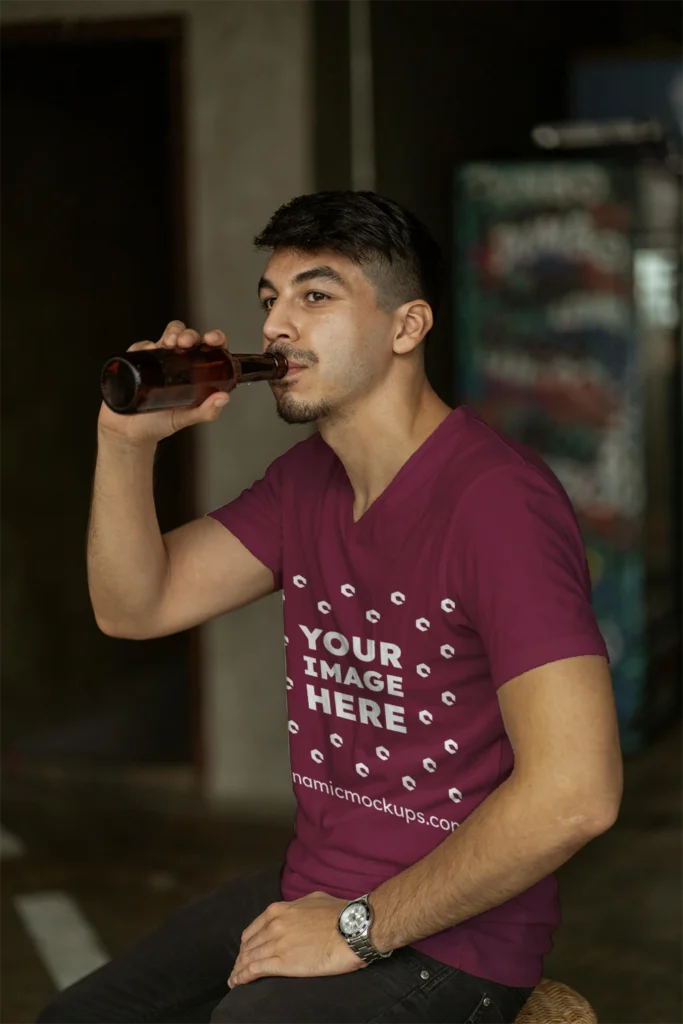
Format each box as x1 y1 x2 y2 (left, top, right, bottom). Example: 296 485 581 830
339 899 371 938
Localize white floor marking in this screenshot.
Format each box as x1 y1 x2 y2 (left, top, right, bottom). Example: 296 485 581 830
14 891 109 990
1 824 26 859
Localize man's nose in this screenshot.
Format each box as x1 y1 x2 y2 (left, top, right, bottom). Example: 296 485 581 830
263 304 298 345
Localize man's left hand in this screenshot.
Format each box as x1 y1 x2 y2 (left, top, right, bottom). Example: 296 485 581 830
228 891 366 988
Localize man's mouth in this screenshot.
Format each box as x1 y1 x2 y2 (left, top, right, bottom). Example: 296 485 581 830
268 352 314 384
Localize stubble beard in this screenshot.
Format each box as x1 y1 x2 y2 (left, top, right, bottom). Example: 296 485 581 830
273 386 334 425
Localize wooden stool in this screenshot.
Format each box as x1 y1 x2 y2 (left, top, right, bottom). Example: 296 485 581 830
514 978 598 1023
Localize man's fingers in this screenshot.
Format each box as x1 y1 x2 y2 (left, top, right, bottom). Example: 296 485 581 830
240 914 268 946
159 324 226 349
233 938 274 972
159 319 186 345
229 954 283 988
126 340 157 352
238 922 282 955
204 329 227 347
161 327 200 349
241 902 285 945
129 324 225 355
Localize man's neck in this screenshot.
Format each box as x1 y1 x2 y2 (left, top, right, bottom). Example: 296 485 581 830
318 384 452 522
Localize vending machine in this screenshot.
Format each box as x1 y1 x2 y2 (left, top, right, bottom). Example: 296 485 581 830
454 159 681 752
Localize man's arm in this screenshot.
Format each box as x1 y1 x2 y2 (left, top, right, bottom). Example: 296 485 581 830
227 653 622 988
88 322 281 640
89 431 276 640
368 653 622 951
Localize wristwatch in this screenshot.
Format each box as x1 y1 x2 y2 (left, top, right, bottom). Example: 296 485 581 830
337 894 392 965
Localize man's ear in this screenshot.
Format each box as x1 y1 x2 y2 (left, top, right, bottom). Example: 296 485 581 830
393 301 433 355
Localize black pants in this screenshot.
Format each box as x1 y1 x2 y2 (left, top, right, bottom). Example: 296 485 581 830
37 865 532 1024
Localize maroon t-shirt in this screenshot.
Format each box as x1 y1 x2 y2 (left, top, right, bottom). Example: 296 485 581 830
208 406 607 986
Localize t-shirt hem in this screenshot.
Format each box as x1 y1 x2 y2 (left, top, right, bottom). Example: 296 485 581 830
282 862 547 988
409 936 544 988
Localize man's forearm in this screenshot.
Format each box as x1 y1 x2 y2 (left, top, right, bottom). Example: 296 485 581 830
369 772 614 954
87 429 168 634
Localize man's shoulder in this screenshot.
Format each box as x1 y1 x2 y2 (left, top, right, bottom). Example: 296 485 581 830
444 407 570 508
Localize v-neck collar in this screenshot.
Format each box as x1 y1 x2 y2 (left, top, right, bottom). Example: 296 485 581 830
333 407 468 533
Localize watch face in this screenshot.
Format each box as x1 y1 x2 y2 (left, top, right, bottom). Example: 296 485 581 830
340 902 370 938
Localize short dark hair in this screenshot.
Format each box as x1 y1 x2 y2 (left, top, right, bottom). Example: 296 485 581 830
254 190 444 323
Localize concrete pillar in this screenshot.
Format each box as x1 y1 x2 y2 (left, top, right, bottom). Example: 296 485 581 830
189 1 314 810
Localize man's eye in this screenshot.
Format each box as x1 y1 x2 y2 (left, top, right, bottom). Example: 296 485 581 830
306 291 328 303
260 297 276 312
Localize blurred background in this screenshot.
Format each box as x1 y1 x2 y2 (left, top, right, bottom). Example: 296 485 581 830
1 1 681 1021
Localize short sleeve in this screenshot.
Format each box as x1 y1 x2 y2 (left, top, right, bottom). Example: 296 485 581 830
206 457 284 589
451 464 608 688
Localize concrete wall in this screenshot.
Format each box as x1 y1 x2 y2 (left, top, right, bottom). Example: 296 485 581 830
2 0 313 811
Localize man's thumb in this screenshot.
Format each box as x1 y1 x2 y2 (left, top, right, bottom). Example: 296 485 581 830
173 392 230 432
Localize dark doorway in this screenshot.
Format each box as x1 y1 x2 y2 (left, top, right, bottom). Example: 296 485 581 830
1 18 198 766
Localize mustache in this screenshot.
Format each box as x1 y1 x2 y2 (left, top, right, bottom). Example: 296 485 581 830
266 344 317 367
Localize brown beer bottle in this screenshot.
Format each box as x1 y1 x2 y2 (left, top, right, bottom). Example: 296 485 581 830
100 345 288 414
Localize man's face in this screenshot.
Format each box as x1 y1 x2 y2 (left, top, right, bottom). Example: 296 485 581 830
258 248 396 425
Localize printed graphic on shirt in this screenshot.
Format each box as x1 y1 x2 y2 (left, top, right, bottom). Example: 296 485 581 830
284 574 463 826
289 772 460 832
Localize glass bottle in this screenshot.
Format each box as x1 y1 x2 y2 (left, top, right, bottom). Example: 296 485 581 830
100 345 288 414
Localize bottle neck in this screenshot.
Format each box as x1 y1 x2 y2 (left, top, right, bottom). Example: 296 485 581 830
233 353 288 384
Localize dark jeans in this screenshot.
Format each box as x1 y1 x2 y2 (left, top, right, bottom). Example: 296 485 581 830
37 864 532 1024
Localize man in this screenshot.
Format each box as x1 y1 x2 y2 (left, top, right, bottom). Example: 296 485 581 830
40 191 622 1024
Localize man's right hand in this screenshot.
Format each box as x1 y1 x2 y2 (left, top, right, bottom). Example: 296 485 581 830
97 320 232 445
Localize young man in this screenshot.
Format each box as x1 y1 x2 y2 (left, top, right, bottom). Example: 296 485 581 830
42 191 622 1024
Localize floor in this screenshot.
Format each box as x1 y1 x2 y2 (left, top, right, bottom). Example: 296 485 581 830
2 723 681 1024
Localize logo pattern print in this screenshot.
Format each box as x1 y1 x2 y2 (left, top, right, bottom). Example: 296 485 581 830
287 575 461 816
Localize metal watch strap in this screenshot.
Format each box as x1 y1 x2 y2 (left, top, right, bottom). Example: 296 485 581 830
347 932 392 965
